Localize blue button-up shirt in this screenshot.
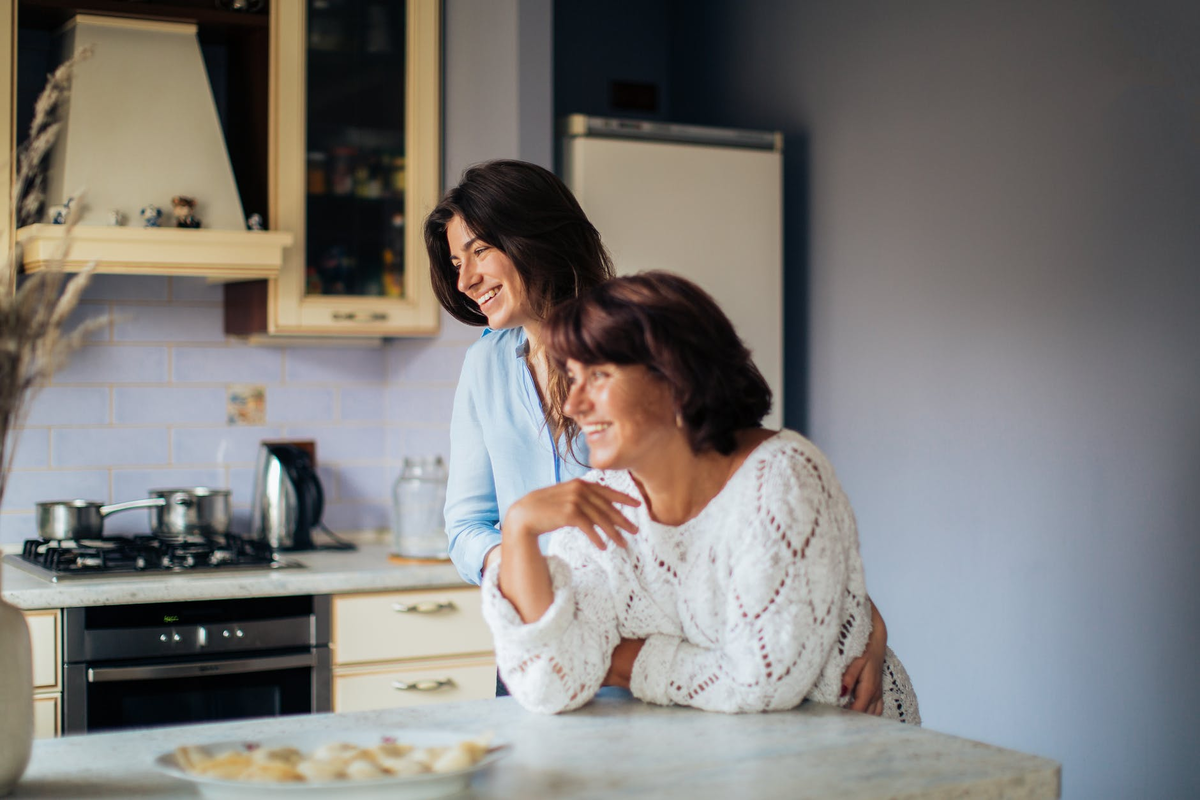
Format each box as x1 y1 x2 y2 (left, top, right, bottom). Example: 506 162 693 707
444 327 590 584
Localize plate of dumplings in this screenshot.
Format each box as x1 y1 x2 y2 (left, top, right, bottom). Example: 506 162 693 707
153 729 507 799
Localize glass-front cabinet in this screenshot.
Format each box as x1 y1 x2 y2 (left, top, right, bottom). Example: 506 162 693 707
227 0 442 337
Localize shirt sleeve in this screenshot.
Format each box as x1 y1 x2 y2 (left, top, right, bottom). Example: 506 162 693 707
480 537 620 714
629 450 850 713
444 348 502 585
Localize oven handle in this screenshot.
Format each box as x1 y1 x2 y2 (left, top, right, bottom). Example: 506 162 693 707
86 651 316 683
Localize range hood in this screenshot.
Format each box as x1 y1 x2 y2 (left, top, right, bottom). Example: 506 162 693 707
18 14 290 279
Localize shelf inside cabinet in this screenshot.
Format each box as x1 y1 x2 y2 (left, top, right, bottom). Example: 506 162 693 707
17 224 293 280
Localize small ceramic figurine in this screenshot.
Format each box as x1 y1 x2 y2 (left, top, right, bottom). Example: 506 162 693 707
140 205 162 228
49 197 73 224
171 196 202 229
108 209 125 226
246 213 265 231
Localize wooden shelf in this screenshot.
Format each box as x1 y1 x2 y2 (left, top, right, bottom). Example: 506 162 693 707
17 224 293 280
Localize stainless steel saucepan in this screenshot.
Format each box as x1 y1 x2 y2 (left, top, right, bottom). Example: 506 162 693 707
148 487 232 540
36 498 166 541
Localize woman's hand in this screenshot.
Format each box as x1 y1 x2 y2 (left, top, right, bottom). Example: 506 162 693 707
498 480 640 624
840 598 887 716
504 479 640 549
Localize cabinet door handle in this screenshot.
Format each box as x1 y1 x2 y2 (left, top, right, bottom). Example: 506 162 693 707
391 600 457 614
331 311 389 322
392 677 456 693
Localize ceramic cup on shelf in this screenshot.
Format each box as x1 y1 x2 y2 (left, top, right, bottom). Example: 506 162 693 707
0 564 33 796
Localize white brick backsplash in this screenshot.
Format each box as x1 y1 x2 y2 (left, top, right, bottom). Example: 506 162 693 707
114 387 228 425
286 347 385 382
337 464 391 502
173 346 283 383
3 469 111 510
172 426 283 465
0 513 37 544
266 386 336 423
340 387 386 421
10 428 50 468
394 426 452 461
4 276 477 532
385 340 470 382
321 502 390 533
53 428 170 467
114 304 225 342
387 385 457 424
23 387 110 426
282 425 387 462
55 345 169 383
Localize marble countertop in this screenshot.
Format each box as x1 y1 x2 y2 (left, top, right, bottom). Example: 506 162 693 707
11 694 1060 799
1 544 468 610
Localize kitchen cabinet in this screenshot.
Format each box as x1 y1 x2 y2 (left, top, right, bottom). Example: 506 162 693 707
331 587 495 712
223 0 442 339
1 1 292 280
25 609 60 739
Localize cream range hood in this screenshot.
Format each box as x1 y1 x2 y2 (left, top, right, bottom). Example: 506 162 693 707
17 14 290 279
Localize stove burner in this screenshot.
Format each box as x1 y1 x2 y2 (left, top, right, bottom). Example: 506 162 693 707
15 533 286 578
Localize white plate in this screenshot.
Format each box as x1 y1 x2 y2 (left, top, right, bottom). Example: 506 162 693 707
152 728 509 800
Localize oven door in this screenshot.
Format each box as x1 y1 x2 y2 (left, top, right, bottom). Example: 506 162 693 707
63 647 332 734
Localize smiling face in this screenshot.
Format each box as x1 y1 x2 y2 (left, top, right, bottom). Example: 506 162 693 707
447 215 534 330
562 359 683 472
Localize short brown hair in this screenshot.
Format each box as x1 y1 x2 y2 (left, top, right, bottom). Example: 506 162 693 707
545 272 772 456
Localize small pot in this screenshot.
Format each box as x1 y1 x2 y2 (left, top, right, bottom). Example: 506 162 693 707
149 488 231 540
36 498 166 541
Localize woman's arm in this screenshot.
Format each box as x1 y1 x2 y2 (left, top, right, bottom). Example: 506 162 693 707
479 478 640 714
629 449 856 713
444 353 503 585
840 597 887 715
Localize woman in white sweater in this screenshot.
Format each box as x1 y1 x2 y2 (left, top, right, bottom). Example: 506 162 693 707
481 272 920 721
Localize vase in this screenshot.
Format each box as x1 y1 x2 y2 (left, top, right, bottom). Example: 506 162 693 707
0 564 33 797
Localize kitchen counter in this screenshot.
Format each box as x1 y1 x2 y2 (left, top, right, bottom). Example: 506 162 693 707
1 544 467 610
10 693 1059 799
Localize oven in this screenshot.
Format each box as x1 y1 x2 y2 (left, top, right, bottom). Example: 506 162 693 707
62 595 331 735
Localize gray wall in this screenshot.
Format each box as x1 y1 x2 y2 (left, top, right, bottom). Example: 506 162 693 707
444 0 553 179
669 1 1200 797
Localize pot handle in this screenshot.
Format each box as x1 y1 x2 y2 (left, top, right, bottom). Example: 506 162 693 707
99 497 167 517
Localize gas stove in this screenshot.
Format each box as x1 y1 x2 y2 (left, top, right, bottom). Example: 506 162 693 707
4 533 304 582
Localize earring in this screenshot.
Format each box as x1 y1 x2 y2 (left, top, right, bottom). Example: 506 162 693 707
675 412 684 429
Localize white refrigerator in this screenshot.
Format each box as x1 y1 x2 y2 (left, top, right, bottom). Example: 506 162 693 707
561 115 784 429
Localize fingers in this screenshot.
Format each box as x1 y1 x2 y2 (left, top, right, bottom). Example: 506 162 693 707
869 697 883 716
840 656 866 700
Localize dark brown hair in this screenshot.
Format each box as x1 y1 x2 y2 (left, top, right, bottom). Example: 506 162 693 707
545 271 772 456
424 160 614 457
424 159 613 326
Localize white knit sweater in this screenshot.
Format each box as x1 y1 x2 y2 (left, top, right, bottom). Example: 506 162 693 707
481 430 920 721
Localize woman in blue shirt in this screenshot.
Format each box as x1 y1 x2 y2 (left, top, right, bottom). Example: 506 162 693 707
424 160 889 714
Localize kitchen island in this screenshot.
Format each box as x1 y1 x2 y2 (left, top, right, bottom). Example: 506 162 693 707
1 544 464 610
11 693 1059 799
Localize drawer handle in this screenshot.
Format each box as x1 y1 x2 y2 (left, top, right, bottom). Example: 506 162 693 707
331 311 390 322
391 600 457 614
392 677 456 693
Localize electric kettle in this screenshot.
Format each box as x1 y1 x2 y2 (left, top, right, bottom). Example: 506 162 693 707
250 443 324 551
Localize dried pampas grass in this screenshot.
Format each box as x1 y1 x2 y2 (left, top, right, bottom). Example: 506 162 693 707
0 47 106 507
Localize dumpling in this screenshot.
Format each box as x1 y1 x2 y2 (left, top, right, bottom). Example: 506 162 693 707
194 751 252 780
312 742 362 762
295 758 347 782
173 745 212 773
250 746 303 765
241 761 304 782
345 758 389 780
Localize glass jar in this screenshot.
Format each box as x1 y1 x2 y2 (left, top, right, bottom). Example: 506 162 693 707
392 456 449 559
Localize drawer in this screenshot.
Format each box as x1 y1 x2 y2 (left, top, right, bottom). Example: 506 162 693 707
26 610 60 691
333 657 496 712
333 588 492 666
33 694 60 739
